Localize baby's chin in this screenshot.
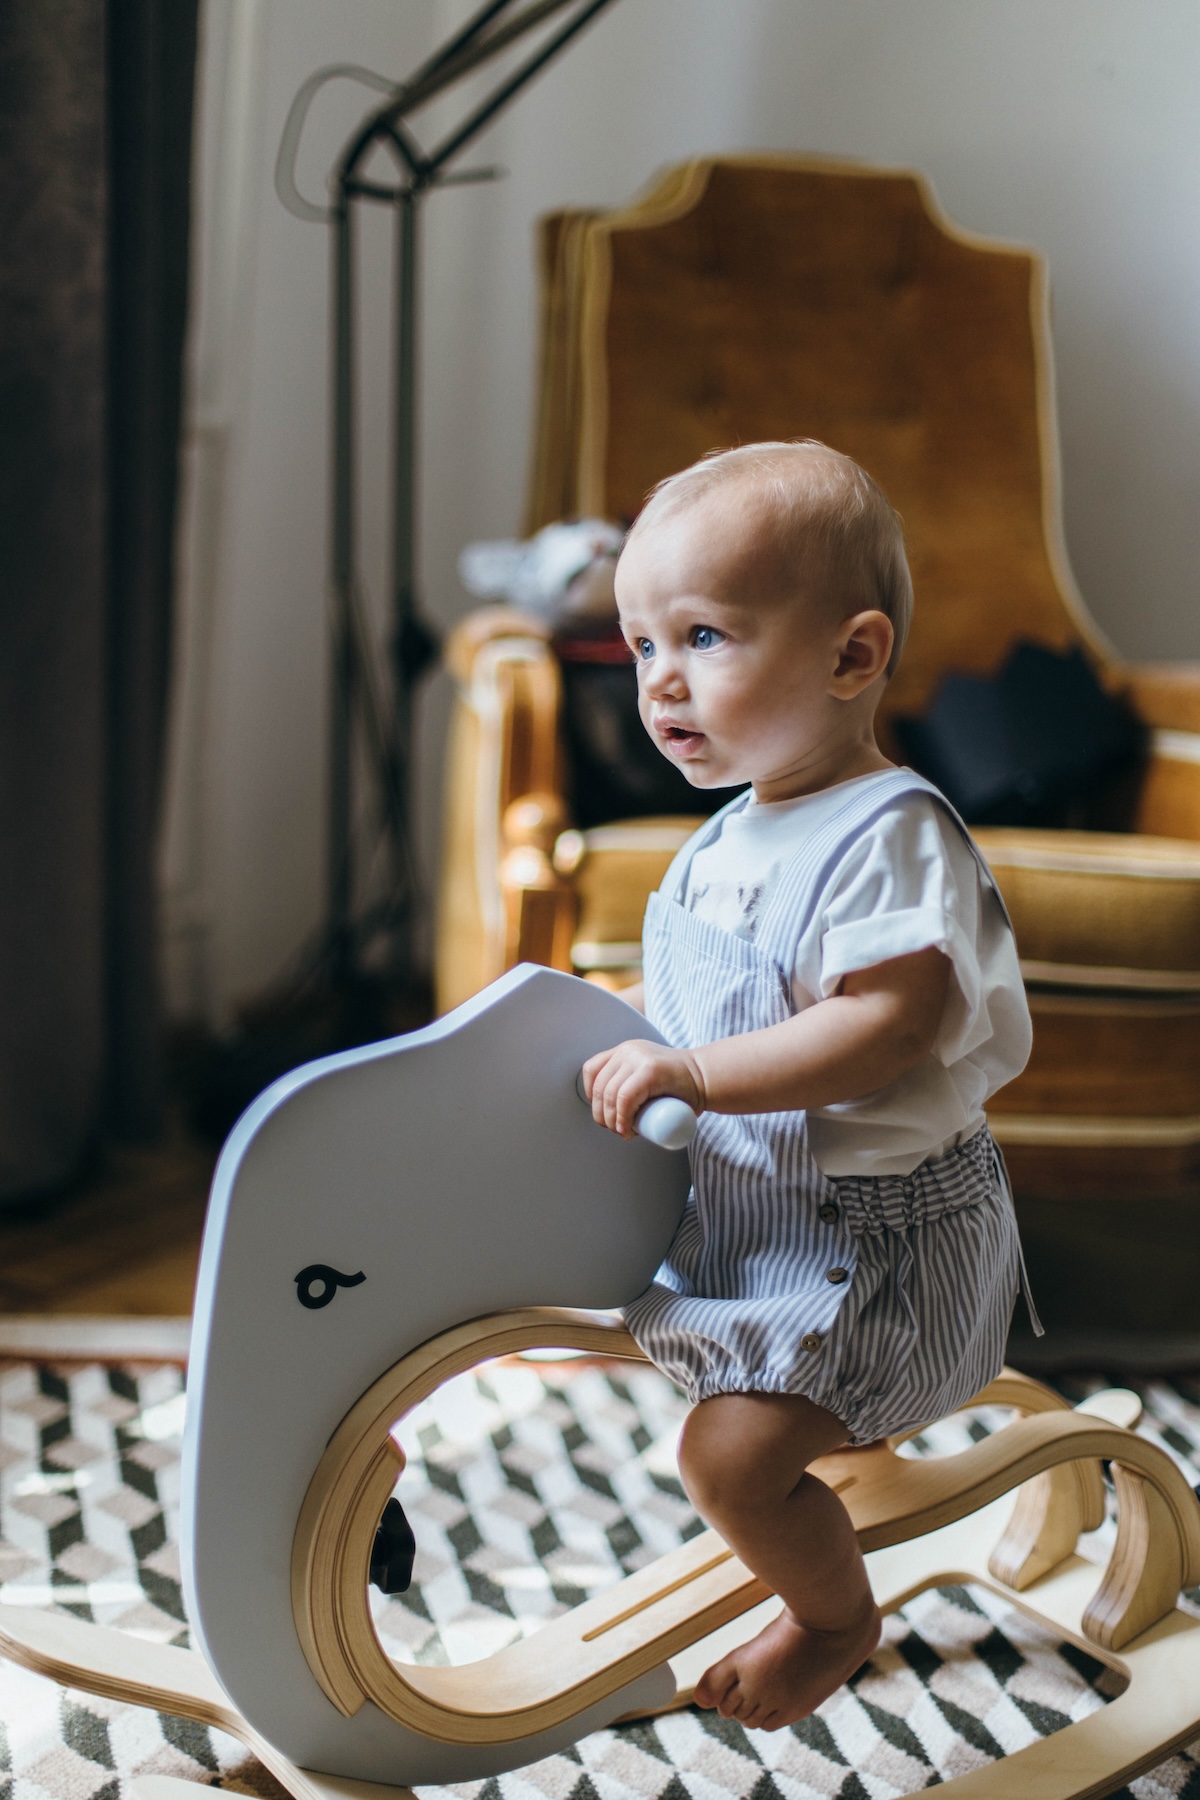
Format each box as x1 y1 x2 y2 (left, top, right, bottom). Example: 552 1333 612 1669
687 769 740 789
666 755 746 791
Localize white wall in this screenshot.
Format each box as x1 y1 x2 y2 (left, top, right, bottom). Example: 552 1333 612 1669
168 0 1200 1025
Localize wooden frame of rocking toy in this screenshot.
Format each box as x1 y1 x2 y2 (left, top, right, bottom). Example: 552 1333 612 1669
2 1309 1200 1800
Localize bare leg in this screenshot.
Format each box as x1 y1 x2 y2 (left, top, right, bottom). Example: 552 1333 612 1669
677 1392 881 1731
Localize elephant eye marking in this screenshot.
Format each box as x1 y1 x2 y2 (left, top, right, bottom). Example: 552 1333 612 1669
294 1264 367 1309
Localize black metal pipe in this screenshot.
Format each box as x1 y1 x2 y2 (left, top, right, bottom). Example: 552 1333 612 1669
428 0 616 172
337 0 576 189
389 186 418 945
389 0 515 110
401 0 579 118
392 191 417 653
329 197 357 978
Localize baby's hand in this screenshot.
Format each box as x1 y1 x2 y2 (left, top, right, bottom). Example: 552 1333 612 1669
582 1040 704 1139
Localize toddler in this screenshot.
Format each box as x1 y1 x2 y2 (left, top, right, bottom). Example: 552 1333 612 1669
582 441 1034 1732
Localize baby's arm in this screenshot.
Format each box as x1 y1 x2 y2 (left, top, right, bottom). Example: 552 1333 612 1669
583 946 949 1138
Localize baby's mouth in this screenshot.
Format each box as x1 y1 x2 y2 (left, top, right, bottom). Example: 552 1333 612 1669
659 723 706 758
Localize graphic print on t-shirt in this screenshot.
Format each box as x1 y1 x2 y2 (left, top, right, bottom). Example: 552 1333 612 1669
689 877 767 937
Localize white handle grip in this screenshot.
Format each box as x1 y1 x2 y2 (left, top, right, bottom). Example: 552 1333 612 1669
576 1072 696 1151
635 1096 698 1151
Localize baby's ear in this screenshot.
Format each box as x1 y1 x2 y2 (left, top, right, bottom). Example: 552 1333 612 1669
832 610 893 693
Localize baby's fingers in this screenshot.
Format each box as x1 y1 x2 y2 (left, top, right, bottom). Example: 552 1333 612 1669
609 1065 660 1138
587 1053 638 1136
580 1047 611 1103
584 1040 680 1138
585 1048 631 1133
597 1064 634 1137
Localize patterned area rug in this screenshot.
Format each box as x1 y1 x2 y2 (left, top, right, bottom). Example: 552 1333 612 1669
1 1355 1198 1800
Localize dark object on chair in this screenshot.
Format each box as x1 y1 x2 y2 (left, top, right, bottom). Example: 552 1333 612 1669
370 1496 416 1595
894 643 1146 826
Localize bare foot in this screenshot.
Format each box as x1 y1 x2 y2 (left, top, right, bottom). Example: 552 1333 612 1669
693 1597 882 1731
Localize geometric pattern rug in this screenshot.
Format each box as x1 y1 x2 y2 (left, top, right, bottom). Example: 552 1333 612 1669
1 1356 1199 1800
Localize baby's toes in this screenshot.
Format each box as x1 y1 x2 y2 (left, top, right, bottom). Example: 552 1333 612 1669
694 1658 733 1711
719 1681 752 1721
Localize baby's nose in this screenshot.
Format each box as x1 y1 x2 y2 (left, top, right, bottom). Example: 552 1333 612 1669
643 654 685 698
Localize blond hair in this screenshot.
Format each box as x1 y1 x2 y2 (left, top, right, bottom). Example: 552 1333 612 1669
626 441 913 675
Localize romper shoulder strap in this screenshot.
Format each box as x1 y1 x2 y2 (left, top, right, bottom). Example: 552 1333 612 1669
752 767 1013 967
658 787 754 906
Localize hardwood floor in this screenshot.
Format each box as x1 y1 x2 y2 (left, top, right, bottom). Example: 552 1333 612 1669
0 1115 214 1316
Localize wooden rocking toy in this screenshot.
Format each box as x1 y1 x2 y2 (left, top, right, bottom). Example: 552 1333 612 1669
2 965 1199 1800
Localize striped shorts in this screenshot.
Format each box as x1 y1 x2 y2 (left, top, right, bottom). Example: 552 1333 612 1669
625 1128 1022 1444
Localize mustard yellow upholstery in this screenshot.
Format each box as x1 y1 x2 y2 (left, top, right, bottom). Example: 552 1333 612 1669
552 824 1200 994
975 830 1200 991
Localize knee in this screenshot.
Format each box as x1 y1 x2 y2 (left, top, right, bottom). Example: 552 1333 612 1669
677 1397 775 1527
677 1405 730 1524
677 1391 847 1529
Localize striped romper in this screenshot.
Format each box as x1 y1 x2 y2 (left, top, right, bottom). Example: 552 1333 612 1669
622 767 1030 1445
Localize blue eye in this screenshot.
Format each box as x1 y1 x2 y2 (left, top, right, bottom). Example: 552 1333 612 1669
691 626 724 650
635 638 654 660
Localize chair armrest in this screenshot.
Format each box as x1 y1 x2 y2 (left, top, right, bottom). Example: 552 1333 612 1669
444 605 551 687
500 796 577 974
436 612 570 1013
494 812 702 993
557 819 699 978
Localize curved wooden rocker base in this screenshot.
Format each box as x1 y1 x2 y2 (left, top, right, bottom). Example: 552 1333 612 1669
2 1308 1200 1800
290 1306 1200 1747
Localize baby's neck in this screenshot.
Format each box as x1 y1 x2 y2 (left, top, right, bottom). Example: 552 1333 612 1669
751 735 892 806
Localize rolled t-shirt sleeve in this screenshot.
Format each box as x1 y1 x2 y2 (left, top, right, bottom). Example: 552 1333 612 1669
802 800 990 1065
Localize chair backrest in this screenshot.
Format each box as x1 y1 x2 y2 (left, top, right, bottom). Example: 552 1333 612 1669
525 155 1112 726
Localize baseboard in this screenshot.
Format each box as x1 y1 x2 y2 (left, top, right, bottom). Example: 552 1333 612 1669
0 1314 191 1362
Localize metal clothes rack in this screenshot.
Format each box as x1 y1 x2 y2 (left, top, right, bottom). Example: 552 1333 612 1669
275 0 619 1002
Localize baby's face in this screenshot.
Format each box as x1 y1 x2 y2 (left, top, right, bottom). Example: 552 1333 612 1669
616 486 861 800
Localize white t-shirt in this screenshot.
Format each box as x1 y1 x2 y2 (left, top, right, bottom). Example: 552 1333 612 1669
682 774 1032 1178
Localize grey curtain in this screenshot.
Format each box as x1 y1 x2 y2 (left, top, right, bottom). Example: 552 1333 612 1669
0 0 198 1203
